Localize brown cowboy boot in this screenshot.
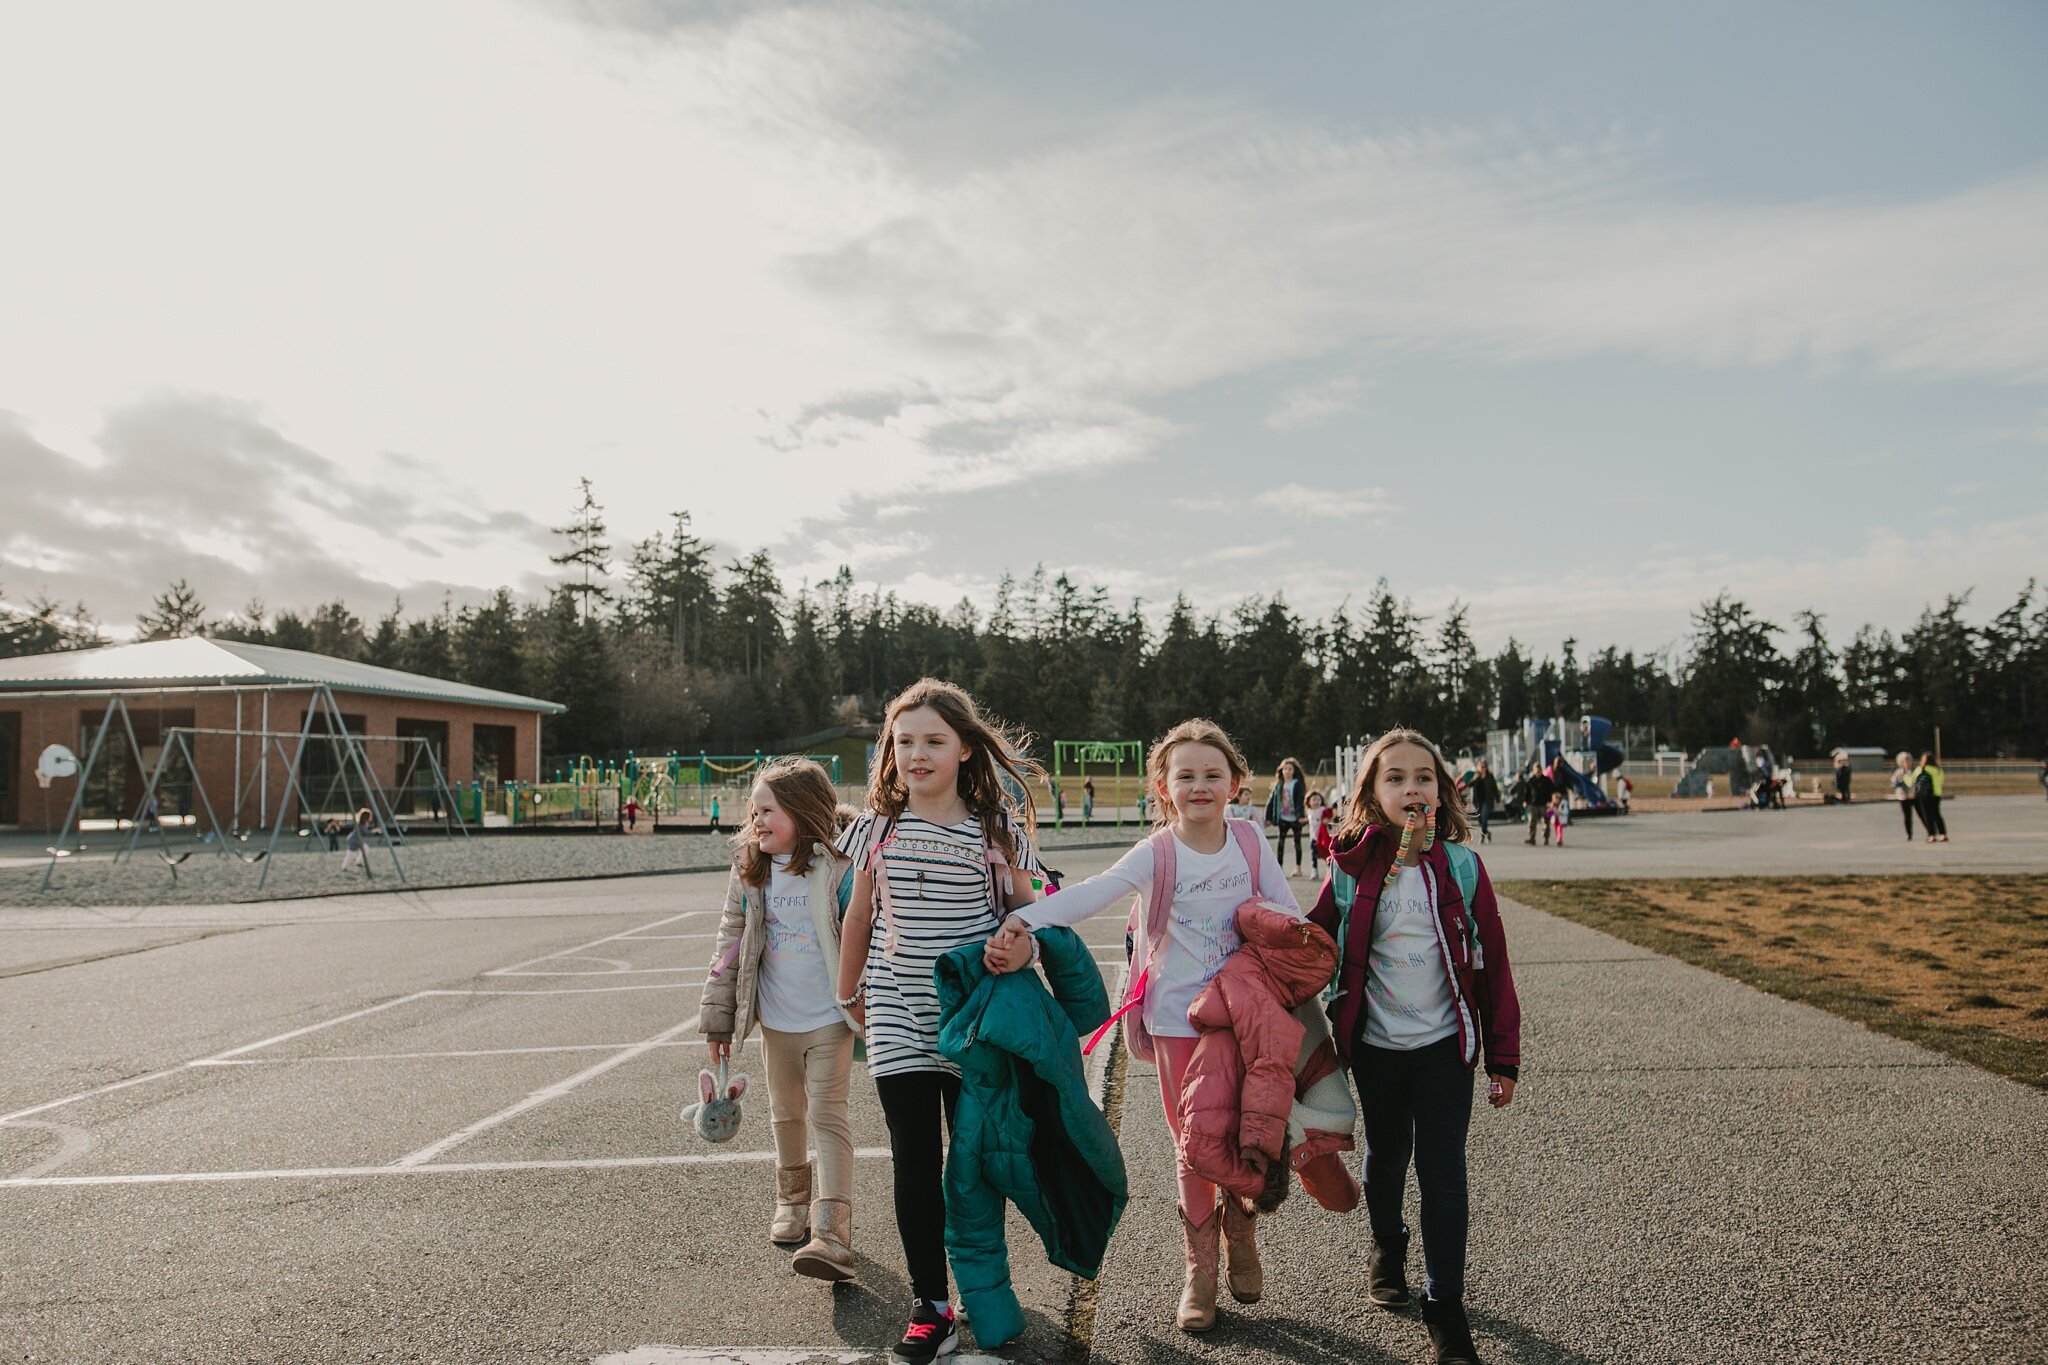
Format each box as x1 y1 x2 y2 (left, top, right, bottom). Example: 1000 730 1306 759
1176 1205 1221 1332
791 1197 854 1281
770 1163 811 1246
1220 1194 1263 1304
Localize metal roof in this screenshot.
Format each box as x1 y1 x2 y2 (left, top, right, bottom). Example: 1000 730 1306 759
0 638 565 714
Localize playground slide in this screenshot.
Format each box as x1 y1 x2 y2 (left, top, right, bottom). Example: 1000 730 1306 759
1549 755 1612 810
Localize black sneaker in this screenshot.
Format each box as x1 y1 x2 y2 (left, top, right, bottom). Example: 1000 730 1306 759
894 1298 958 1362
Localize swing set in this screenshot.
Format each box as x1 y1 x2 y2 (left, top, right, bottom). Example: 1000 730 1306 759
1051 739 1145 828
37 683 467 893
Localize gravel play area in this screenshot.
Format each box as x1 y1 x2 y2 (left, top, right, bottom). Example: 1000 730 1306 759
1 826 1136 908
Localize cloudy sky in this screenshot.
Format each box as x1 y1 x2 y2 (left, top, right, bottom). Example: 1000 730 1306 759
3 0 2045 655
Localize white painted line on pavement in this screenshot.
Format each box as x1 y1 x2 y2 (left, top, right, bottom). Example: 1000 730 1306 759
593 1351 1010 1365
191 1040 710 1065
442 982 702 996
606 933 718 941
494 967 699 977
0 1147 893 1190
393 1019 702 1166
0 1065 193 1126
485 911 710 976
210 990 440 1060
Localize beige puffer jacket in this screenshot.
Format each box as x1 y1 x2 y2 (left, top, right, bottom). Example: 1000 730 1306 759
697 844 857 1044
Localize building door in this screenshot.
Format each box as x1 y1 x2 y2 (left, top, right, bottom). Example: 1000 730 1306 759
0 711 18 825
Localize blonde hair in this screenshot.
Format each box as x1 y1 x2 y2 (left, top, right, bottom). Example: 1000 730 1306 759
732 757 850 888
1146 719 1251 828
867 678 1042 864
1333 728 1472 847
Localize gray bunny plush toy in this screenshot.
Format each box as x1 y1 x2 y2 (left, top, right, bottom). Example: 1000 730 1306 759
681 1058 748 1143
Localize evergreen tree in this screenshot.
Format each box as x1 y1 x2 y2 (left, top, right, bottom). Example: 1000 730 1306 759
550 478 613 624
1779 610 1842 753
364 600 404 668
307 600 367 661
455 589 526 694
621 510 716 660
1491 639 1533 729
0 588 102 656
1679 593 1782 748
136 578 207 640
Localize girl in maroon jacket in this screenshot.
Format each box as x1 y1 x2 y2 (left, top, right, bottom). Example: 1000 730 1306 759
1309 728 1521 1365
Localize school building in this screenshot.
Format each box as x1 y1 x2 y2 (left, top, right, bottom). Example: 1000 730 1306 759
0 637 564 833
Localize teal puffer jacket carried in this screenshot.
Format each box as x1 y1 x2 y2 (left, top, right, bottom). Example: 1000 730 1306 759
934 928 1129 1348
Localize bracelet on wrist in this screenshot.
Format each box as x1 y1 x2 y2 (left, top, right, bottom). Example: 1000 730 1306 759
835 986 865 1009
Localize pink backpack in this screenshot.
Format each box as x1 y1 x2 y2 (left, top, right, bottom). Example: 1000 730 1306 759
1083 818 1266 1062
863 812 1016 957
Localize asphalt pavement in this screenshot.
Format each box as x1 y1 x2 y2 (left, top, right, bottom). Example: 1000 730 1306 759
1 801 2043 1362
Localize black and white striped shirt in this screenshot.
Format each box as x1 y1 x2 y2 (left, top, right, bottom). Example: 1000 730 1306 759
836 810 1042 1078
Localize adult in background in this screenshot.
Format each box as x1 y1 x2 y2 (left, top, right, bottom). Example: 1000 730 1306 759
1889 752 1918 841
1522 760 1556 845
1463 759 1501 845
1265 756 1309 876
1833 753 1852 804
1914 752 1949 843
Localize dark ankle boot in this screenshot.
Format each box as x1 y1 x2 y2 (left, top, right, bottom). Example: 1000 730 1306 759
1366 1228 1410 1309
1422 1294 1480 1364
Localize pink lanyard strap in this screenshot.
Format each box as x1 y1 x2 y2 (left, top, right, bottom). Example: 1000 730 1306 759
1081 966 1146 1056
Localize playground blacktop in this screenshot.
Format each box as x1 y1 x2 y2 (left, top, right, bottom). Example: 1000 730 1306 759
1 798 2044 1363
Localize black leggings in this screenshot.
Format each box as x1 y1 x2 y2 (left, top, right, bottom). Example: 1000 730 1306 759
1918 793 1947 838
1899 798 1917 838
874 1069 961 1303
1274 820 1304 867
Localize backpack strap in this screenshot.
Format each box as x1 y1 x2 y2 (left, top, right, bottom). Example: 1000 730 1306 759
1227 817 1265 889
1327 861 1358 1000
866 815 902 956
1442 841 1483 969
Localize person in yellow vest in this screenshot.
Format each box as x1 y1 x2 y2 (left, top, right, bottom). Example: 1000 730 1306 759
1911 753 1948 843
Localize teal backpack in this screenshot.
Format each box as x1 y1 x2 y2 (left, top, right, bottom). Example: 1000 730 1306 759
1328 840 1481 999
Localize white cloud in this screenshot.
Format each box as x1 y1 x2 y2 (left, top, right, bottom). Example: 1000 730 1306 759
1 0 2043 635
1266 376 1365 430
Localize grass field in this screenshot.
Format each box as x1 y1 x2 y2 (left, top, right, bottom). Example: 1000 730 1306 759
1499 875 2048 1090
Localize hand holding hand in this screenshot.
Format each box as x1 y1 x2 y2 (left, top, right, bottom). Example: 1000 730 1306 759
983 916 1035 974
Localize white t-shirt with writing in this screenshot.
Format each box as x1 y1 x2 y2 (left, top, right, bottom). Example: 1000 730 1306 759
756 854 842 1034
1362 862 1460 1051
1019 823 1299 1038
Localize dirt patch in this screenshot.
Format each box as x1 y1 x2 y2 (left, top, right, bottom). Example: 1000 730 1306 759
1499 875 2048 1090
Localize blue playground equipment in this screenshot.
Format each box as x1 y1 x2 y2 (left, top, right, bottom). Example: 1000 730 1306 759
1489 715 1627 813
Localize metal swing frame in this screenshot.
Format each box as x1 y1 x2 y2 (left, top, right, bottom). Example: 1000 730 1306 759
39 684 469 893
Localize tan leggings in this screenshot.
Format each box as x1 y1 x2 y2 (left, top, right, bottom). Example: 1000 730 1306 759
759 1021 856 1203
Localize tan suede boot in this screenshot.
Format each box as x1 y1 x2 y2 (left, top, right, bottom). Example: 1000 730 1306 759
791 1197 855 1282
770 1163 811 1246
1176 1206 1221 1332
1220 1194 1264 1304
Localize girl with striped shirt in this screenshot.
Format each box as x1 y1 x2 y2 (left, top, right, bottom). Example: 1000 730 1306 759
834 678 1045 1362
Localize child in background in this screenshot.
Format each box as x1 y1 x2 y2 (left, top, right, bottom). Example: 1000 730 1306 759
698 758 861 1281
1308 789 1334 878
1547 791 1569 848
988 720 1300 1333
834 679 1045 1362
1225 785 1260 825
1311 729 1521 1365
338 808 373 876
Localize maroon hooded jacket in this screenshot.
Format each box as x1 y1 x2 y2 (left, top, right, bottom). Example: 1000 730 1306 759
1307 829 1521 1080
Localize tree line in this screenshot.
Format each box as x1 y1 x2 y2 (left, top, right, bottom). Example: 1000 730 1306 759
4 486 2043 764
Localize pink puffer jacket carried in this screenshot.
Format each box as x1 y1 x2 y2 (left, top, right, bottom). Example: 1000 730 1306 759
1176 899 1341 1205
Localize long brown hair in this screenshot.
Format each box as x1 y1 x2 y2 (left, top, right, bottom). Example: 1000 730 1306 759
866 678 1042 864
1146 719 1251 827
733 757 849 887
1334 728 1472 847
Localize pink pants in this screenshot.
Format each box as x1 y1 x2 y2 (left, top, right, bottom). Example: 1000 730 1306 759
1153 1034 1217 1226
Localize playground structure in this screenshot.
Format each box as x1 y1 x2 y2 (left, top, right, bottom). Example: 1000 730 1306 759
480 751 848 830
40 685 468 892
1050 740 1145 828
1488 715 1627 813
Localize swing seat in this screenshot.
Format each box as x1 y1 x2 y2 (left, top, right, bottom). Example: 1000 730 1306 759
157 851 195 867
45 847 76 858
